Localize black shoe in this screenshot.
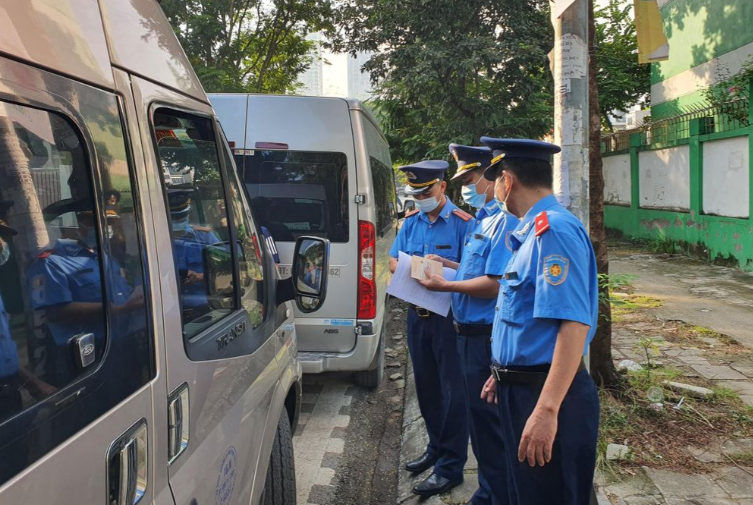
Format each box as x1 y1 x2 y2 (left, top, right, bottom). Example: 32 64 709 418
404 451 436 473
411 472 463 497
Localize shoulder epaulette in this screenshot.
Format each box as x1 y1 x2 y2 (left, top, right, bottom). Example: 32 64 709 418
405 209 420 218
452 209 472 222
534 211 550 237
37 249 53 259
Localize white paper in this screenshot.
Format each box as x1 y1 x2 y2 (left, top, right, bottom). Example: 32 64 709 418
386 252 457 317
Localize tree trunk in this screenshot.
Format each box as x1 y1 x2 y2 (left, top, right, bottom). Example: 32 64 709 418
587 0 621 389
0 113 49 264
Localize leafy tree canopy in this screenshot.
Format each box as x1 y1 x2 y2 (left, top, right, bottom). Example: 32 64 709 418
331 0 554 161
595 0 651 129
161 0 335 94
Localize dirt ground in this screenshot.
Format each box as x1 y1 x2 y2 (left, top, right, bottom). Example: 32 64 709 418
330 297 409 505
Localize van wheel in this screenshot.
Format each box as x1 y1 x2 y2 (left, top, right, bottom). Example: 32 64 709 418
353 318 385 389
262 411 296 505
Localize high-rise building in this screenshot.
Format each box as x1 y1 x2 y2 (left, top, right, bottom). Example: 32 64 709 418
298 32 324 96
297 33 373 100
347 51 373 101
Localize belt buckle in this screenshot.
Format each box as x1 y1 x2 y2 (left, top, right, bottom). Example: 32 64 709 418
452 320 460 333
490 365 506 382
415 306 430 318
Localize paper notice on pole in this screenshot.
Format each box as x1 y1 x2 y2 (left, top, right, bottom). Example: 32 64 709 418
560 34 586 79
552 0 578 20
410 255 443 281
387 252 457 317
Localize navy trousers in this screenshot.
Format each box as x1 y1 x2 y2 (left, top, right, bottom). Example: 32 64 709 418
406 309 468 481
457 334 509 505
496 369 599 505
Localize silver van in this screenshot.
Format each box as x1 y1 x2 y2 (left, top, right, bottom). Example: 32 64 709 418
0 1 328 504
209 94 398 387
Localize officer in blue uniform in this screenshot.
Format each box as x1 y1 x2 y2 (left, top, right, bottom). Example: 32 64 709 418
419 144 518 505
27 198 141 386
167 188 220 319
388 160 473 497
479 138 600 505
0 216 21 414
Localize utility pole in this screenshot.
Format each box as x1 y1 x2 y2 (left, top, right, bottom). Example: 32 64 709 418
552 0 590 230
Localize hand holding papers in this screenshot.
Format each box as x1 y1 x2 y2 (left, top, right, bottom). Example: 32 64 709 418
387 252 457 316
410 255 443 281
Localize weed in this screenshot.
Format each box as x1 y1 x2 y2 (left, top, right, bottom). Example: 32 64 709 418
710 385 740 403
728 450 753 466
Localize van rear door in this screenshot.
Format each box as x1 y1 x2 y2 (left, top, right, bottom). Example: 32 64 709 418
235 96 359 354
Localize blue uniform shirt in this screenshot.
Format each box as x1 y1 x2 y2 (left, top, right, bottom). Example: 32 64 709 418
451 201 518 324
28 239 133 345
491 195 598 366
389 198 471 263
0 295 19 378
172 224 221 309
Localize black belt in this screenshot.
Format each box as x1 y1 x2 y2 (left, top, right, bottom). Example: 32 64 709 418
409 304 432 318
453 321 492 336
491 360 586 385
0 374 20 398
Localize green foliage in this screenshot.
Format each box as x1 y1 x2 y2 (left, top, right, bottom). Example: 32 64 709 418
332 0 554 161
702 56 753 126
595 0 651 130
160 0 334 94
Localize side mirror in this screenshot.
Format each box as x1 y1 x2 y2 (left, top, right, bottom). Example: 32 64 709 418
398 199 415 219
291 236 330 313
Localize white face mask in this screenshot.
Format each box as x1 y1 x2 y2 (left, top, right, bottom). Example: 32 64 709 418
416 195 440 213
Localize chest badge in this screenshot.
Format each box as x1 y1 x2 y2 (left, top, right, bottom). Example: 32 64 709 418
543 254 569 285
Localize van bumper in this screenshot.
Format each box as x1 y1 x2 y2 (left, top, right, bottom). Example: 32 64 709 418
298 319 383 374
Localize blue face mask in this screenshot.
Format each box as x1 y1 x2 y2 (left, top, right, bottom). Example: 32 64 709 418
416 195 440 213
462 183 487 210
495 197 506 212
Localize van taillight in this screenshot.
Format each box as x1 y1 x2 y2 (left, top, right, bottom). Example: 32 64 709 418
358 220 376 319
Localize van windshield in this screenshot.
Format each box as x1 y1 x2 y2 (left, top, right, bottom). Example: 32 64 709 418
237 150 349 243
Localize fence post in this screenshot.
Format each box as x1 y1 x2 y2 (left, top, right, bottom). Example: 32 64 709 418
748 76 753 224
629 133 641 210
689 118 704 216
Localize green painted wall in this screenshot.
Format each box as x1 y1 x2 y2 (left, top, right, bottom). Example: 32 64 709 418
651 89 705 120
605 206 753 271
603 116 753 272
652 0 753 85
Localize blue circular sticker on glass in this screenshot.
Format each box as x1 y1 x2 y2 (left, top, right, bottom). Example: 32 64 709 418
216 446 237 505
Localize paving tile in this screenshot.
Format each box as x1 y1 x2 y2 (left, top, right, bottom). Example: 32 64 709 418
691 365 747 381
687 445 724 463
715 467 753 498
644 467 729 498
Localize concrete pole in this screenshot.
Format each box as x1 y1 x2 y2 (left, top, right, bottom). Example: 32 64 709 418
552 0 590 230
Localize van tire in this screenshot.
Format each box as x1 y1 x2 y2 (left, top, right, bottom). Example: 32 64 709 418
262 411 296 505
353 318 385 389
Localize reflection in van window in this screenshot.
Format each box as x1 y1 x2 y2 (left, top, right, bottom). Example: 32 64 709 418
153 110 235 338
238 151 349 243
0 102 146 425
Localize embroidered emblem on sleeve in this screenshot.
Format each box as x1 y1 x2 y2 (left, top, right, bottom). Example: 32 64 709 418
543 254 569 285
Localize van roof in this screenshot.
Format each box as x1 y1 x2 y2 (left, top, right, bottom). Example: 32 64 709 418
0 0 207 104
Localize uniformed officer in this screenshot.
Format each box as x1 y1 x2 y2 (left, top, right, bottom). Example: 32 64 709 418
479 138 600 505
388 160 472 497
27 198 142 386
167 187 220 319
0 215 21 414
419 144 518 505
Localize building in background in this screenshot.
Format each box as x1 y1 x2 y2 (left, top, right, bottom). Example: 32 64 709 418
297 33 373 101
650 0 753 119
601 0 753 271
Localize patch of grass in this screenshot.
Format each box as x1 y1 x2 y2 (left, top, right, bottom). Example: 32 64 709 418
611 294 663 321
664 323 745 351
710 385 740 402
626 366 683 391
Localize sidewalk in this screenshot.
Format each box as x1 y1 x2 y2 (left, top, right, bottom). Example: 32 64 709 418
397 245 753 504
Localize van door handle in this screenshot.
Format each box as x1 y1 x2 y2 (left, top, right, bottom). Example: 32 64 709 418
107 420 147 505
168 383 190 464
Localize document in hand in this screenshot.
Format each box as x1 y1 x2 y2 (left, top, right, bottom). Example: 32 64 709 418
386 251 457 316
410 255 443 281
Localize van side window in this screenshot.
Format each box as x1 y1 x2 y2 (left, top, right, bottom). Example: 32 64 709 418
220 141 266 329
0 97 151 484
369 156 397 236
152 109 235 338
0 102 107 422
